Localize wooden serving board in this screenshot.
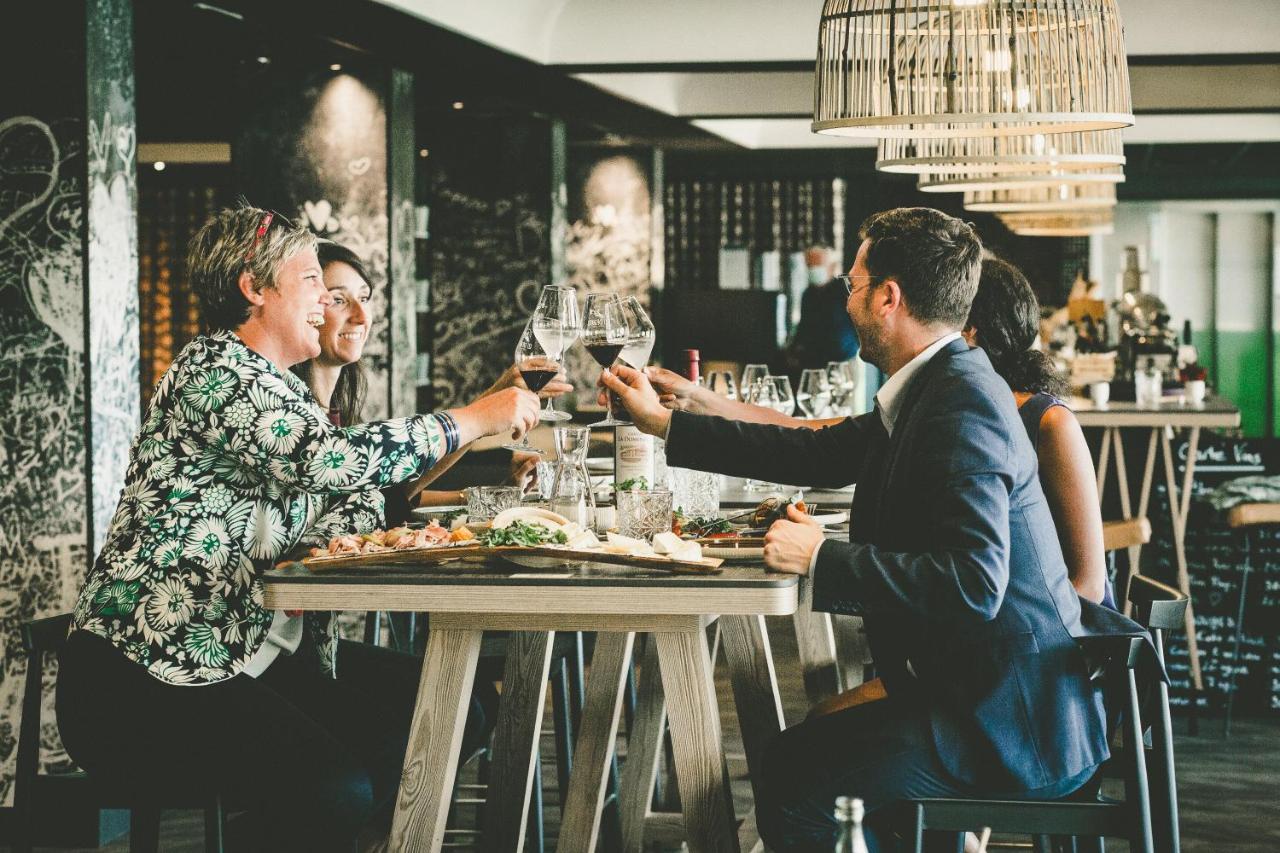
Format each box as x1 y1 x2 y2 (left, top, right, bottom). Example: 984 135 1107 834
489 546 724 575
300 542 484 572
298 542 722 575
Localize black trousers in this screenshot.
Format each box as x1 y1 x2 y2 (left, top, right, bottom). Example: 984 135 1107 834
754 696 1096 853
56 630 498 853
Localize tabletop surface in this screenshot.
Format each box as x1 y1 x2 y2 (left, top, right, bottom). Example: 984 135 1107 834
265 559 797 589
1068 395 1240 426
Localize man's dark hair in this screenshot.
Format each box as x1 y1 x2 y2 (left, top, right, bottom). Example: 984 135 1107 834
966 257 1068 398
858 207 983 328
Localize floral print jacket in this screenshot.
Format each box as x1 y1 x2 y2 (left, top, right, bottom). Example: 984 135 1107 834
73 330 446 685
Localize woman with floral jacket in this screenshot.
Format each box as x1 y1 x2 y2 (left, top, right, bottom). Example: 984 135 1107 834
56 206 540 852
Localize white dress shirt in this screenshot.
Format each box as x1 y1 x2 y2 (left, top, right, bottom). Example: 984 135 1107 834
806 331 963 574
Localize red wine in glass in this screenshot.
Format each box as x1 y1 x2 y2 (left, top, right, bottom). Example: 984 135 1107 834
520 368 558 393
585 341 624 367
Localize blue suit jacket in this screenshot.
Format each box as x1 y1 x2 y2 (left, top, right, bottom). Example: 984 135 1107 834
665 339 1108 791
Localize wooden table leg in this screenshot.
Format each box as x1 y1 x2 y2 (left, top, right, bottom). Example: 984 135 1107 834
654 628 741 853
792 578 842 702
558 631 637 853
482 631 556 853
390 627 483 853
1161 426 1204 692
1095 426 1114 498
720 615 786 853
621 636 667 852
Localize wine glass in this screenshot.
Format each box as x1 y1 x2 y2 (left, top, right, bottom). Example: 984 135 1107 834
582 293 628 427
797 368 832 418
743 380 780 492
741 363 769 401
618 297 655 371
531 285 580 422
769 375 796 417
503 323 552 455
706 370 738 400
826 360 854 416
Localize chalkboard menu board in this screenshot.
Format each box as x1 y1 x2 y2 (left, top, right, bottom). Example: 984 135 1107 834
1143 432 1280 714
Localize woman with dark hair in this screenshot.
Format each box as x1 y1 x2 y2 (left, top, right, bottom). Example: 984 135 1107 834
963 256 1108 605
297 241 563 513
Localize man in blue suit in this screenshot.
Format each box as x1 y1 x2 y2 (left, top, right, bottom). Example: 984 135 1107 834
601 208 1107 851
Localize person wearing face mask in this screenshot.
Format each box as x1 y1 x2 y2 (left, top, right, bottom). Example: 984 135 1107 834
55 206 542 853
786 244 861 373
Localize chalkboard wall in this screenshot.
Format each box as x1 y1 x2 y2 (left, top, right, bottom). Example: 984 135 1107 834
1142 432 1280 714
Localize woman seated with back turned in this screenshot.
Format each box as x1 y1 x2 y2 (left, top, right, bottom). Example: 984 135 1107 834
56 206 540 853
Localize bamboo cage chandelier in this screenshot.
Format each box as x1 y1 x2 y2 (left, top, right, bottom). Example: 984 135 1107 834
813 0 1134 138
877 129 1126 174
999 210 1115 236
964 182 1117 212
918 164 1124 193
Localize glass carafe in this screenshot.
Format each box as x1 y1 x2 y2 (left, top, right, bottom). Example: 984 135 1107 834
549 426 595 529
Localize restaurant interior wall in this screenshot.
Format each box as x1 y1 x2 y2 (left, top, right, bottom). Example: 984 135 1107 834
0 0 140 835
562 146 660 398
421 111 563 410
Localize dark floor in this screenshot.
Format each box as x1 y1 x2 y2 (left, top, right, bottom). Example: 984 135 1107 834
12 618 1280 851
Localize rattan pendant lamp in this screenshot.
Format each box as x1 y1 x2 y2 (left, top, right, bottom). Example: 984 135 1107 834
964 182 1117 212
998 209 1115 236
813 0 1134 138
917 164 1124 193
877 129 1126 174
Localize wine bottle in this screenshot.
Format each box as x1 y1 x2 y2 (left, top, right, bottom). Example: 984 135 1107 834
683 348 701 384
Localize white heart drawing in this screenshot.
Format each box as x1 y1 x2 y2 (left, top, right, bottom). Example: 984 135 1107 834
303 199 333 232
347 157 372 177
114 123 136 166
0 116 60 241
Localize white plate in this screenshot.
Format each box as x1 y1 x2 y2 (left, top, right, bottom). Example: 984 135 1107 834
585 456 614 472
808 511 848 526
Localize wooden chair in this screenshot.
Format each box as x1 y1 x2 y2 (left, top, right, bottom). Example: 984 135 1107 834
898 574 1187 853
1101 516 1151 606
1220 502 1278 736
13 614 225 853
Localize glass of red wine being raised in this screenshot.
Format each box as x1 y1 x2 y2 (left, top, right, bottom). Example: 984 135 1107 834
531 285 580 422
582 292 629 427
503 321 557 454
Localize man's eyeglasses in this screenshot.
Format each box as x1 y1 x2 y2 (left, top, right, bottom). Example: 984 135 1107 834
837 274 880 296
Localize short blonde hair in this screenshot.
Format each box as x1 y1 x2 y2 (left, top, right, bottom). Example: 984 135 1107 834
187 205 318 331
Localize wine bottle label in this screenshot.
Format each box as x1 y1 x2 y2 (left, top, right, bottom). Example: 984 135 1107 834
615 425 655 486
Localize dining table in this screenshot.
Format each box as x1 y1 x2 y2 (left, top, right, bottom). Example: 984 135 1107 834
264 556 799 853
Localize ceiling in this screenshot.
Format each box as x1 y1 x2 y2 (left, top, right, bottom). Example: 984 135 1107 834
377 0 1280 149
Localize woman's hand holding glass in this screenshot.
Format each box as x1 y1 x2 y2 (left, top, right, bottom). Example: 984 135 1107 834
453 387 541 446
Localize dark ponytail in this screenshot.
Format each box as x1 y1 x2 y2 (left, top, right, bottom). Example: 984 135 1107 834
966 257 1068 398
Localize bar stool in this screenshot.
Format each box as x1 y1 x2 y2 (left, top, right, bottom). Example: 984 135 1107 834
897 575 1187 853
1221 502 1275 737
13 614 225 853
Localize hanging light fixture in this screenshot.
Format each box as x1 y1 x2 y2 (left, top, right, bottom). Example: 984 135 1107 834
877 129 1126 174
813 0 1134 138
918 165 1124 193
964 182 1117 212
998 210 1115 236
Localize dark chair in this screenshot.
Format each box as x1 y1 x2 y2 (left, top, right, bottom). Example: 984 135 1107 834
897 574 1187 853
12 614 225 853
1222 502 1275 737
